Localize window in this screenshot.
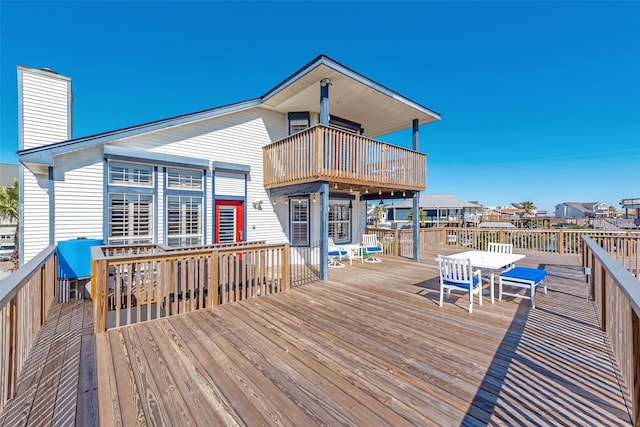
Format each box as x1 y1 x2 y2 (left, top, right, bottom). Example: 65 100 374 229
166 196 202 247
165 167 204 247
107 161 155 245
394 208 410 221
328 202 350 243
108 162 153 187
329 115 362 134
108 193 153 244
288 112 310 135
167 168 203 190
289 198 309 246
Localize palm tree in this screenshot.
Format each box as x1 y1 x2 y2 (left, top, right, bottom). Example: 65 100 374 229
0 180 19 270
407 207 427 227
521 201 535 216
370 205 387 227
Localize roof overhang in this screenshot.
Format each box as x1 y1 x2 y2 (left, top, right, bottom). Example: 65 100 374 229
18 55 440 174
261 55 440 138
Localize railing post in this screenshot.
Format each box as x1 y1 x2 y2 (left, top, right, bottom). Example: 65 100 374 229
316 126 323 176
94 259 108 333
557 231 564 254
394 229 399 257
282 244 291 293
210 250 219 307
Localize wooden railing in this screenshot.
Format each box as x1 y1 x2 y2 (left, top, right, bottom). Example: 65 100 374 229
263 125 426 190
441 228 640 255
0 245 57 413
588 236 640 280
366 228 443 257
582 236 640 426
92 242 289 333
365 227 640 259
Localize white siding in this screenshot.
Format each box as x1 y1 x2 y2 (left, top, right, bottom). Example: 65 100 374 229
19 70 71 150
53 147 103 243
111 107 289 244
21 169 50 263
214 172 244 196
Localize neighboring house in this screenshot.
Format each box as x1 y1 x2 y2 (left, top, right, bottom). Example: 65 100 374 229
366 203 389 228
16 56 440 277
555 202 609 219
0 163 18 244
386 194 482 227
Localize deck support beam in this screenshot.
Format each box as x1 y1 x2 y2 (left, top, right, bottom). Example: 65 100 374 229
320 79 330 125
320 182 329 280
412 119 420 261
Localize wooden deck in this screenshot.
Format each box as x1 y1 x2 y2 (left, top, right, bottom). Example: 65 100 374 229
94 252 632 426
0 299 97 427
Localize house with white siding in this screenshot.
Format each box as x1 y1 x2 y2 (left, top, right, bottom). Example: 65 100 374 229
16 55 440 278
554 202 609 219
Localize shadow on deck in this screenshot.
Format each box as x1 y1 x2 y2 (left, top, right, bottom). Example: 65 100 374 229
0 299 97 427
0 252 633 426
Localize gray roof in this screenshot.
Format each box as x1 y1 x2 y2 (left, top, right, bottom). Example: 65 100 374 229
19 55 441 169
0 164 18 186
390 194 482 209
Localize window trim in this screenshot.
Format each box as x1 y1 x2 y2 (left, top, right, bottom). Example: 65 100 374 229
288 111 310 135
164 166 205 247
289 197 310 247
107 160 154 188
328 200 351 244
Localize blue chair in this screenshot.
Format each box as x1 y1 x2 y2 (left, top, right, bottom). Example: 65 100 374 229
499 267 548 308
437 255 483 313
361 234 383 263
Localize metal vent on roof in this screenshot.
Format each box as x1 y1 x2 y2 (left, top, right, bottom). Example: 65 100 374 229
40 67 58 74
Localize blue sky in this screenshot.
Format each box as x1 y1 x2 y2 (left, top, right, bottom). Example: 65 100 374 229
1 1 638 214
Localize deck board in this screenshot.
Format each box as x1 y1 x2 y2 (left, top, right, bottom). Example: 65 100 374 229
0 299 97 427
96 252 633 426
0 252 633 426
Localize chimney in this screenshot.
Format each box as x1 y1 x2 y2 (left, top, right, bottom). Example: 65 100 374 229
17 65 73 150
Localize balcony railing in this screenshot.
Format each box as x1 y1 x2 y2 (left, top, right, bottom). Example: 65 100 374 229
263 125 426 191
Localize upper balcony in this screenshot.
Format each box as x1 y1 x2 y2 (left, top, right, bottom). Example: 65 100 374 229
263 125 426 193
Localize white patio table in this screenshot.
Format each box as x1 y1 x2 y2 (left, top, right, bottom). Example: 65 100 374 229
442 250 525 303
338 244 365 265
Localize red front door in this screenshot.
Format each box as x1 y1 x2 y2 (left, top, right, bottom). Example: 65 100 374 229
215 200 244 243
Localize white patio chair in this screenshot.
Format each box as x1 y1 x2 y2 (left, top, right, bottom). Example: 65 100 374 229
488 242 513 254
437 255 483 313
487 242 515 272
361 234 383 263
328 237 349 268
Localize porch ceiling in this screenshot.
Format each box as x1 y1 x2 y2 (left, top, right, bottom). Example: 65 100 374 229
262 63 439 138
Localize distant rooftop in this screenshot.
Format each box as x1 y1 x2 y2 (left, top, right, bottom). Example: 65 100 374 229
391 193 482 209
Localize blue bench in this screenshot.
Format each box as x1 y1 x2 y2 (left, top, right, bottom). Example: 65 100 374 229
499 267 547 308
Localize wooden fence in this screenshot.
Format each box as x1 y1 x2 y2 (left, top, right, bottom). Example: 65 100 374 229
0 245 57 413
92 242 290 332
582 236 640 426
